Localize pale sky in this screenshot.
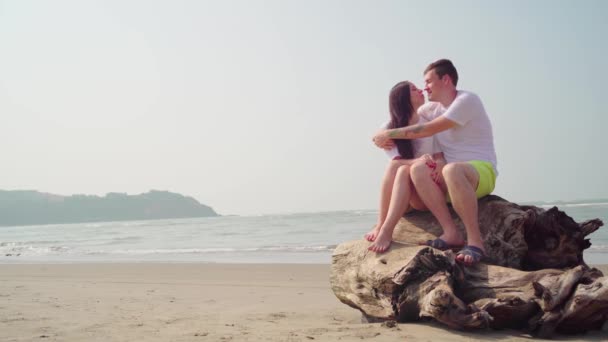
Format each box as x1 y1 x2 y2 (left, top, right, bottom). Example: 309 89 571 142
1 0 606 215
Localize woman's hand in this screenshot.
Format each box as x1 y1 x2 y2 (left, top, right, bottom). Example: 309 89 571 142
418 154 435 168
419 153 445 186
429 155 446 186
430 160 446 185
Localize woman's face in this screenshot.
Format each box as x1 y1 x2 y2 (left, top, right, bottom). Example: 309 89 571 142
409 84 425 108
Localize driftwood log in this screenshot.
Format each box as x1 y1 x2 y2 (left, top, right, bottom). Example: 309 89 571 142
330 195 606 337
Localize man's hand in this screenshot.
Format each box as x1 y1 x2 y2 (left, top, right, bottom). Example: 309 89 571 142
372 130 395 150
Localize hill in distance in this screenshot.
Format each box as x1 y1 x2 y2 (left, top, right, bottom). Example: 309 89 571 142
0 190 218 226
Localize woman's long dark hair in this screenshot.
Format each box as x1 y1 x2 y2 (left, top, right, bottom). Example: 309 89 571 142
388 81 415 159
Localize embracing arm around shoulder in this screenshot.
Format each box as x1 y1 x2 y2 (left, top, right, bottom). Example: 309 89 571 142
373 117 457 148
387 116 458 140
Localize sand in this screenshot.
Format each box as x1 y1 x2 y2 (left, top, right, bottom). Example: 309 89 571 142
1 263 607 341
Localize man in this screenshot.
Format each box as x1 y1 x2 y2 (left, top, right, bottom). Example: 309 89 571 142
373 59 497 266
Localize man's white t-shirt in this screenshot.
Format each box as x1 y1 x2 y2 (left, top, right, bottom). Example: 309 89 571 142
418 91 498 173
384 116 440 159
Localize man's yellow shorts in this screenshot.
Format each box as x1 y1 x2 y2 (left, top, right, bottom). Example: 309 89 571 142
470 160 496 198
446 160 496 202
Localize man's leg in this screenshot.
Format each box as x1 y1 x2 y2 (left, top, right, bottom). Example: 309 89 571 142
365 159 410 241
368 165 413 253
410 161 464 246
442 162 483 265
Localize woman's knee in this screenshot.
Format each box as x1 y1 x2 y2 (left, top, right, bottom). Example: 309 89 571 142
410 160 431 181
395 164 411 178
386 159 405 174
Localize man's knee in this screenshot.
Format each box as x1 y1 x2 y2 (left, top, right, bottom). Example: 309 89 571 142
443 163 478 187
442 163 468 179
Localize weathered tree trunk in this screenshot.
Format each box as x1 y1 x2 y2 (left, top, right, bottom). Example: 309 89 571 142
330 198 606 337
391 195 602 270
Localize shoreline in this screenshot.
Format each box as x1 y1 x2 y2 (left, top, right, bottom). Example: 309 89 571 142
2 263 607 341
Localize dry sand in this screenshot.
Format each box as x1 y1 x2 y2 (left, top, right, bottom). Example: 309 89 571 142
1 263 607 341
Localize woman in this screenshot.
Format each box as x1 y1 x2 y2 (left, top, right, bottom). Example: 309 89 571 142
365 81 445 253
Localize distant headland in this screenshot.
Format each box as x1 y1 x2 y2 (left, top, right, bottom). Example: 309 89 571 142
0 190 218 226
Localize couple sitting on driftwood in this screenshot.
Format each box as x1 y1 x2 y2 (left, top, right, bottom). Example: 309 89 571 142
366 59 497 267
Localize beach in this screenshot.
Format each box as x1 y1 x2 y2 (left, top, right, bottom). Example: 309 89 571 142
1 205 607 341
2 263 607 341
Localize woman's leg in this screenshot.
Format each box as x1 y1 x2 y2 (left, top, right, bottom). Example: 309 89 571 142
410 162 447 211
410 161 465 247
409 187 428 211
365 159 411 241
368 165 413 252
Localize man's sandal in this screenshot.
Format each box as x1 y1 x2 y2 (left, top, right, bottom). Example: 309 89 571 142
456 245 485 266
424 238 464 251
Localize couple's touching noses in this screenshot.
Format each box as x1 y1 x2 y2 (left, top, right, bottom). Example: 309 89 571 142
366 59 497 267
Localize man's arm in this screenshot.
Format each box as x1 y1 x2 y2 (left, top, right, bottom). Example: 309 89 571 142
388 116 457 139
391 92 481 139
373 116 457 148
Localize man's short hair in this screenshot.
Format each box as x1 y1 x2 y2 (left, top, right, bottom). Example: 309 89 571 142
424 59 459 86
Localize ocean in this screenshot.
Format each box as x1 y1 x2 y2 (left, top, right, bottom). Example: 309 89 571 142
1 201 607 264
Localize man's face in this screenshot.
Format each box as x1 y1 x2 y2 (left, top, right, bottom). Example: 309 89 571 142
424 70 443 102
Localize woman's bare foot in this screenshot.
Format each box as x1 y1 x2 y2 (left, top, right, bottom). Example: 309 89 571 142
364 224 381 242
368 229 392 253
